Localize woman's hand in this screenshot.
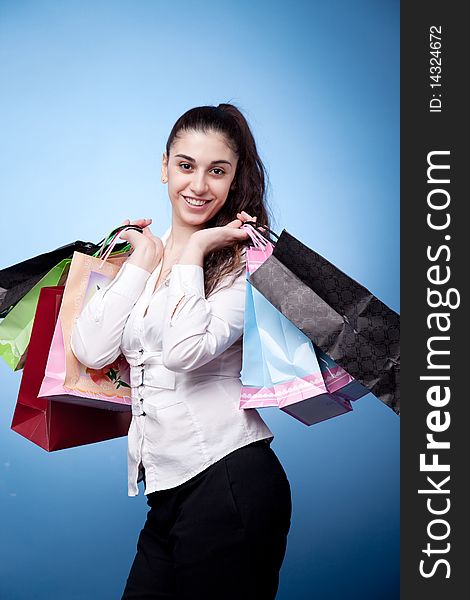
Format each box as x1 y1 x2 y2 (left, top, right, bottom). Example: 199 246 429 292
191 211 257 255
118 218 164 273
176 211 257 268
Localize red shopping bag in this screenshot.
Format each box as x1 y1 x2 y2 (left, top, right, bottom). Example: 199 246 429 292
11 286 131 451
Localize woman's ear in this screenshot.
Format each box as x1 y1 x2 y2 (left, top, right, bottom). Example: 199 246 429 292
161 152 168 183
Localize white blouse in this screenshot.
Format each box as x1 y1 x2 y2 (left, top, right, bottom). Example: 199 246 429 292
70 226 274 496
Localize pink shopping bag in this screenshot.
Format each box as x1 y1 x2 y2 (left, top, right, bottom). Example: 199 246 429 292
38 233 132 411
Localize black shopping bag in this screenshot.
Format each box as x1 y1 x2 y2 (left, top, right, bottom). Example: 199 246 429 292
0 241 100 317
248 226 400 415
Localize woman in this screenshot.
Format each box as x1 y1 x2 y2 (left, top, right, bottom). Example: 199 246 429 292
71 103 292 600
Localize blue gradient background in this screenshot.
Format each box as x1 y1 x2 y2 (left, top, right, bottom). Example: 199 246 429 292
0 1 399 599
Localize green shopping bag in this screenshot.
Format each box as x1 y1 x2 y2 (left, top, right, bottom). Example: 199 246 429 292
0 259 71 370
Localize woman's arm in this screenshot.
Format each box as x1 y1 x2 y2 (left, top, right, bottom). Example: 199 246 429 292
161 266 247 373
161 236 247 373
70 260 152 369
70 227 160 369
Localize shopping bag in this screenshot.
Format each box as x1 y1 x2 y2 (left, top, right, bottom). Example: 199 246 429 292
280 347 369 425
0 259 71 370
241 280 334 408
315 346 370 402
0 240 100 317
239 226 359 425
11 286 131 451
0 226 135 371
247 225 400 415
38 245 131 411
0 228 134 318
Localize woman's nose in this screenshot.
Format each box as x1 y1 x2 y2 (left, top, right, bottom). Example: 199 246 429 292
190 171 209 195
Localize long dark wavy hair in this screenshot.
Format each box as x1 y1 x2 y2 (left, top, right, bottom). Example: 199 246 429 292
165 103 273 297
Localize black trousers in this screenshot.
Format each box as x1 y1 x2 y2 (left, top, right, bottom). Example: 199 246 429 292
121 439 292 600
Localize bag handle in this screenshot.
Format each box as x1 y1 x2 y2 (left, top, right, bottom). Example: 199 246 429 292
94 230 131 257
242 221 279 245
93 240 132 259
97 225 144 269
241 224 267 249
241 223 277 250
95 225 144 260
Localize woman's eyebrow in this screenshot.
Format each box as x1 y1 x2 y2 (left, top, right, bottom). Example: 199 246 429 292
174 153 232 167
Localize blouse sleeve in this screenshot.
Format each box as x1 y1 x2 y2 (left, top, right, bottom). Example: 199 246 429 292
70 261 151 370
161 261 247 373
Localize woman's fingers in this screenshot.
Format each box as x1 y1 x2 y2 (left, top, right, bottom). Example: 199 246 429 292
120 218 152 228
226 220 251 239
129 218 152 228
117 218 153 240
236 211 257 224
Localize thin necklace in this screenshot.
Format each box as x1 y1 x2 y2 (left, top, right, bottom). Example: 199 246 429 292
143 255 176 318
154 247 181 291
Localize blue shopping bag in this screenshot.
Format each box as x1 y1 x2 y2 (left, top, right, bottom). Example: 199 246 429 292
239 226 358 425
240 277 329 409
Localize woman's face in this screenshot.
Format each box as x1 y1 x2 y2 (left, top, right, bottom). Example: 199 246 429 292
161 129 239 228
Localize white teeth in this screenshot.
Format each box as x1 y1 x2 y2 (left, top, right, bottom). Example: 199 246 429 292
185 197 209 206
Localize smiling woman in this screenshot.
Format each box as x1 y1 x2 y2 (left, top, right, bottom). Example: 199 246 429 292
70 103 290 600
158 104 272 298
167 133 237 216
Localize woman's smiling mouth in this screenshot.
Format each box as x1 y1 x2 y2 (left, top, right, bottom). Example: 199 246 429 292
183 195 212 207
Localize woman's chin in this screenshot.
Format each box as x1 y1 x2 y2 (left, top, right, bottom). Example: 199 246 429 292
177 213 211 227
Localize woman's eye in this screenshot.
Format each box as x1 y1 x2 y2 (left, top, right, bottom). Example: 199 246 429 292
178 163 224 175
